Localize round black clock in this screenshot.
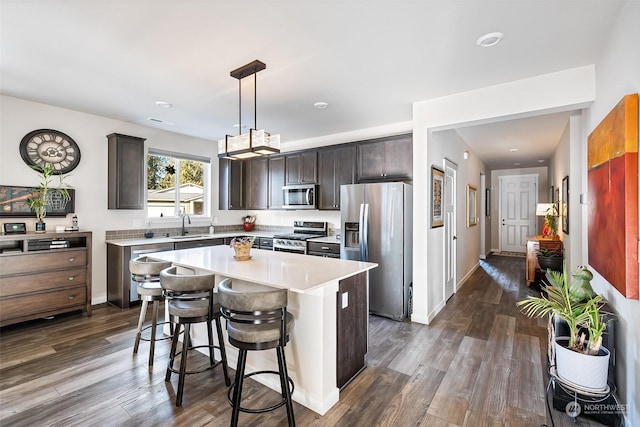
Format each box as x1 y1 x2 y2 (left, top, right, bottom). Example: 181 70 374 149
19 129 81 174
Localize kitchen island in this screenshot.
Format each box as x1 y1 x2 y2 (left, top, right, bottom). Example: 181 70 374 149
148 245 377 415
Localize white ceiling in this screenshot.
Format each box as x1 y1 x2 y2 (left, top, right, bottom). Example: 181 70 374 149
0 1 624 168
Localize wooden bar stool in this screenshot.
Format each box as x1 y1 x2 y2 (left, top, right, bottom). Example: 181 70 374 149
218 278 296 427
129 256 173 367
160 266 230 407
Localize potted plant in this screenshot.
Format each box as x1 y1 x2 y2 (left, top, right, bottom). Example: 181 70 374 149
536 247 563 273
230 236 255 261
517 266 610 391
27 163 70 233
242 214 256 232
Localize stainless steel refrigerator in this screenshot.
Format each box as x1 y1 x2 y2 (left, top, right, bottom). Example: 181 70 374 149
340 182 412 321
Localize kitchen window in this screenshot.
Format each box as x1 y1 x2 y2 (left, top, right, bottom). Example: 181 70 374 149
147 149 210 218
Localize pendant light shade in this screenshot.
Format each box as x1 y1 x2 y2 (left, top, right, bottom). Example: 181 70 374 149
218 60 280 159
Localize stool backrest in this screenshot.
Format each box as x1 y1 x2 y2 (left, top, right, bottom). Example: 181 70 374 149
218 278 289 345
130 256 172 277
160 266 215 293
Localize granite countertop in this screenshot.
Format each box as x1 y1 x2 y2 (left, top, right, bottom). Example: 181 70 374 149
148 245 377 293
106 231 276 247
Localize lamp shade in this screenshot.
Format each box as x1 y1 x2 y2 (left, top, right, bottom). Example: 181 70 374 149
536 203 554 216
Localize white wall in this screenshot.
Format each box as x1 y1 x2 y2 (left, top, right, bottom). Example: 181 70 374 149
579 2 640 424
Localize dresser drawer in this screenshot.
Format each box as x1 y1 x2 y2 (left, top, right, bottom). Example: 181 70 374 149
0 250 86 276
0 285 87 322
0 268 86 298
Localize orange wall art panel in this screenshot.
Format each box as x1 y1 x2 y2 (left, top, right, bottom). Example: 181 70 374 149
588 93 638 299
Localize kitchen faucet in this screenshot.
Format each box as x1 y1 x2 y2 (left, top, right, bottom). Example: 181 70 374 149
181 212 191 236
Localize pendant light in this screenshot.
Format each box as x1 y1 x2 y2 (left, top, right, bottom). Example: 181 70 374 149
217 60 280 159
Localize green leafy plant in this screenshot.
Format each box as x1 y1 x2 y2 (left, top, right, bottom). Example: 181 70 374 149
537 248 561 257
27 163 70 223
545 204 558 235
517 266 606 355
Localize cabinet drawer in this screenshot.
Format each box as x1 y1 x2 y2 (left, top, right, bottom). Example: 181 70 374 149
0 250 86 276
0 285 86 321
0 268 86 298
307 242 340 255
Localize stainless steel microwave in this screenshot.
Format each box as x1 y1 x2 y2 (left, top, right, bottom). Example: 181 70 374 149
283 184 317 209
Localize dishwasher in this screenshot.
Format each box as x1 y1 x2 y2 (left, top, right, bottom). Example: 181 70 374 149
129 243 175 304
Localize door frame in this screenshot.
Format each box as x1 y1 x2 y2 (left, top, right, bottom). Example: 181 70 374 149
443 158 457 301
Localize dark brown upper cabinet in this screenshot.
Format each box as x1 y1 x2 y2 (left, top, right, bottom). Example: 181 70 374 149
243 157 269 210
218 158 244 210
318 145 356 210
268 155 286 209
357 134 413 182
285 151 318 184
107 133 145 210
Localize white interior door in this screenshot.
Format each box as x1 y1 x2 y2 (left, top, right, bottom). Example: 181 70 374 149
444 160 457 301
499 175 537 252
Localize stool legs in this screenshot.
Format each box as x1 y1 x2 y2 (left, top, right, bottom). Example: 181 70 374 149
277 346 296 427
231 349 248 427
149 299 159 366
165 319 229 407
133 300 148 355
215 316 231 386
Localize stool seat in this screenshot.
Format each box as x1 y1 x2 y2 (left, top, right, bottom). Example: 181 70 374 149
130 256 171 277
168 297 220 319
226 312 295 344
137 282 164 297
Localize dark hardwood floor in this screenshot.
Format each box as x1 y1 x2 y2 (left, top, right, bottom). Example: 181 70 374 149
0 255 607 426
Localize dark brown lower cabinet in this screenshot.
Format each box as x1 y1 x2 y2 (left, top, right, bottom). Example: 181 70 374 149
336 272 368 389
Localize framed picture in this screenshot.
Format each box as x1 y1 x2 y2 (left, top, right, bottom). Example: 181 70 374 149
555 187 560 215
485 188 490 216
431 166 444 228
549 185 555 203
0 185 75 217
467 184 478 227
562 176 569 234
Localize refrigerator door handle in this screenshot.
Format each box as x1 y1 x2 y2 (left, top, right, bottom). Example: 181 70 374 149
362 203 369 261
359 203 365 261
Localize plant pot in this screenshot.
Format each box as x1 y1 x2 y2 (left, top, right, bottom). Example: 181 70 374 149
243 222 254 232
232 244 252 261
554 337 610 392
537 255 563 272
35 222 46 233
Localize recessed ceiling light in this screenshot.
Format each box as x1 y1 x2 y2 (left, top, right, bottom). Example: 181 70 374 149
509 148 519 152
538 159 545 163
514 162 521 166
147 117 174 125
314 101 329 109
476 32 503 47
155 101 173 108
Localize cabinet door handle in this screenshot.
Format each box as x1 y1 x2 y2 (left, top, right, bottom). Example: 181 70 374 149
321 246 330 250
68 295 75 300
68 257 75 262
68 276 75 281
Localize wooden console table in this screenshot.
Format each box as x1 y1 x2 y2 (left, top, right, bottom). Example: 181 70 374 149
526 235 563 286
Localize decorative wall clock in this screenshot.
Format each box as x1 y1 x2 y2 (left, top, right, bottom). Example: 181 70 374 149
19 129 81 174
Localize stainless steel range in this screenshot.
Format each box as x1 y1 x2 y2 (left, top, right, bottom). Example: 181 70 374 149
273 221 328 254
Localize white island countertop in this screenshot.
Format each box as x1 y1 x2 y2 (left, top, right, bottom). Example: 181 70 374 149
148 245 377 293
